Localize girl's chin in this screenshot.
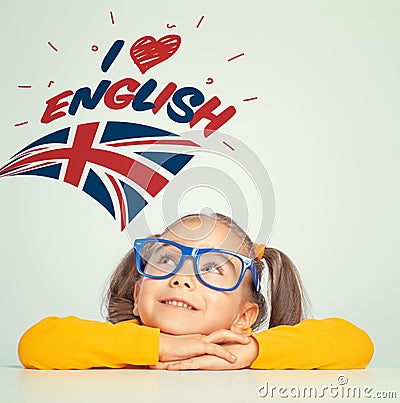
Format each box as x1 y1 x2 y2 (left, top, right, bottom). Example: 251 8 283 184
157 322 223 335
159 326 203 335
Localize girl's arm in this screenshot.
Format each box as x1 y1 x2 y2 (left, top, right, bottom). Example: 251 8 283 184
250 317 374 369
18 316 160 369
152 317 374 370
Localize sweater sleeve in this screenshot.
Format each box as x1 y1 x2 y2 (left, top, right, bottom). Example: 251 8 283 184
18 316 160 370
250 317 374 369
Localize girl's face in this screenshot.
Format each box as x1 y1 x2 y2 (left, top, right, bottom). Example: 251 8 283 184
133 216 259 335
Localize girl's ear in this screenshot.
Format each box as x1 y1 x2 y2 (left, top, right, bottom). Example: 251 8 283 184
230 302 259 333
133 283 140 316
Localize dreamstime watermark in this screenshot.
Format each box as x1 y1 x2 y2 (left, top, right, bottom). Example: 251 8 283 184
257 375 397 399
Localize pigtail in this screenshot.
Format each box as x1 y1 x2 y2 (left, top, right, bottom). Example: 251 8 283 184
262 247 309 328
105 249 141 324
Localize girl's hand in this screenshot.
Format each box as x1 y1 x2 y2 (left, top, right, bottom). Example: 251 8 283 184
152 335 259 370
158 329 252 364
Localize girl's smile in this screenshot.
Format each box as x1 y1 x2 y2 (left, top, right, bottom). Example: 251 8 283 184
159 297 198 311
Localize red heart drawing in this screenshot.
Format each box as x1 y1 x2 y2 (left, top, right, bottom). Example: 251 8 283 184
130 35 181 74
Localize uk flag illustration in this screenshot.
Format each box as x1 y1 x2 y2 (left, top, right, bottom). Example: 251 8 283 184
0 121 200 230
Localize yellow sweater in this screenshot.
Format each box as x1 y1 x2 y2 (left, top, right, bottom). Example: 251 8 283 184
18 316 374 370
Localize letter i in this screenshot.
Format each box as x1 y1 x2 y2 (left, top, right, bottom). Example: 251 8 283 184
101 40 125 72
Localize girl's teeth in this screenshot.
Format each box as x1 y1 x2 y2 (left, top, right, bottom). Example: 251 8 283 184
164 300 192 309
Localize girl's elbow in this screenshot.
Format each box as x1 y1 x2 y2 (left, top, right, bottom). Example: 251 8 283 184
338 318 375 368
17 318 57 369
18 330 40 369
358 329 374 368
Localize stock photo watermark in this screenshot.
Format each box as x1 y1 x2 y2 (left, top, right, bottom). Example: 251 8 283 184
257 375 397 399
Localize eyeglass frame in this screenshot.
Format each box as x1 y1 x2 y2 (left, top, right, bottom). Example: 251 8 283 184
133 237 260 293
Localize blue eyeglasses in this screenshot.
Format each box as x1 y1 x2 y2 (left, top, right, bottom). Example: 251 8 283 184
133 238 260 292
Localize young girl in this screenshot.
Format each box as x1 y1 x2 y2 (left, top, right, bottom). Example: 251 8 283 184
18 212 374 370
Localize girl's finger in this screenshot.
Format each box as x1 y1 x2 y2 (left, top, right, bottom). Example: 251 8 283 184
149 363 169 369
204 329 251 345
166 358 200 370
202 342 237 363
166 356 230 371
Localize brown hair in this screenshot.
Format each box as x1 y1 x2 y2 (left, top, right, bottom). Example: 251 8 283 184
103 212 309 331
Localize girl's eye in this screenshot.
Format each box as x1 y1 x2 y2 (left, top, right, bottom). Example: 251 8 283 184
201 264 223 275
157 254 176 266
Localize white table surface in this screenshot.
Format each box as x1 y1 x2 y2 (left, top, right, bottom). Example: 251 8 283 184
0 366 399 403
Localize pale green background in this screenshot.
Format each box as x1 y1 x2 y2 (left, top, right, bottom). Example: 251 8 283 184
0 0 398 367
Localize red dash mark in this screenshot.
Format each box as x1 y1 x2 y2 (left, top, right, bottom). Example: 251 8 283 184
110 11 115 25
18 85 32 89
222 141 235 151
166 23 176 29
243 97 258 102
91 45 99 52
196 16 204 29
14 121 29 127
227 53 244 62
206 78 214 84
47 41 58 52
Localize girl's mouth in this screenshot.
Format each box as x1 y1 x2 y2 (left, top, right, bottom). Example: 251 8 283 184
159 298 198 311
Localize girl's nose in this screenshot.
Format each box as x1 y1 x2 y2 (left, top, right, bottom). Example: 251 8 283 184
168 257 197 289
169 275 195 290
